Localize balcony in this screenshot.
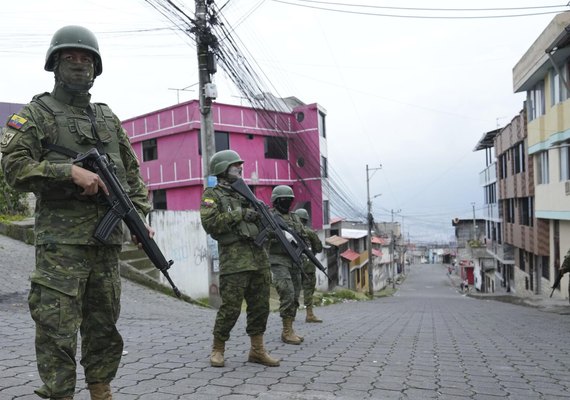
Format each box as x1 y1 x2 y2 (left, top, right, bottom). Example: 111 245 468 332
485 240 514 264
479 162 497 186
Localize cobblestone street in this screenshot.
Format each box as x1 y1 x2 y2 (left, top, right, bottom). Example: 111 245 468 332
1 233 569 399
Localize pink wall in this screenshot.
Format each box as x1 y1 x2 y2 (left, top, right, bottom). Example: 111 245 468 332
123 100 325 228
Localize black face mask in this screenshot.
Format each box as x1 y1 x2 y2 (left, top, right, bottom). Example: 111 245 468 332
274 198 293 213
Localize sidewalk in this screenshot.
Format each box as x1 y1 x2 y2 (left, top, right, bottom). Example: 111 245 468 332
444 264 570 315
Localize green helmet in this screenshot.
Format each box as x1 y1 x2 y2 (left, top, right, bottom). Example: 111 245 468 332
271 185 294 203
295 208 309 222
209 150 243 176
45 25 103 76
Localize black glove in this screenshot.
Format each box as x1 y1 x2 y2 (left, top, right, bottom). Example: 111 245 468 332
243 208 259 222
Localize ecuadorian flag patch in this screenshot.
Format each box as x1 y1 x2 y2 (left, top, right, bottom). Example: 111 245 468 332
202 198 215 208
7 114 27 130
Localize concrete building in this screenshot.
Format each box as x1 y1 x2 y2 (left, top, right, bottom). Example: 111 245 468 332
476 110 550 296
122 97 329 230
512 11 570 300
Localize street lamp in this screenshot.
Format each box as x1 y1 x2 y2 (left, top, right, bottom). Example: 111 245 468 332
366 164 382 296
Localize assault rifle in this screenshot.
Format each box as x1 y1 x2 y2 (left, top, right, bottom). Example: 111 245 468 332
550 269 565 298
75 148 181 298
231 178 329 279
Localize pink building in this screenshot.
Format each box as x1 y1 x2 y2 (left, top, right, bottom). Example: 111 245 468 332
122 97 329 229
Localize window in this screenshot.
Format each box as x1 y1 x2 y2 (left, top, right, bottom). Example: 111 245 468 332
519 197 533 227
321 156 328 178
536 151 549 184
551 66 568 106
527 80 545 121
318 111 326 138
152 189 167 210
560 143 570 181
264 136 288 159
505 199 515 223
498 154 507 179
484 183 496 205
323 200 330 225
198 131 229 155
142 138 158 161
513 142 525 174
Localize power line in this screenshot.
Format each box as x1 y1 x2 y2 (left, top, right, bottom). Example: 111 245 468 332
270 0 569 19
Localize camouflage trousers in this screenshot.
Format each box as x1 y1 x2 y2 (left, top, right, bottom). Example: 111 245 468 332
213 269 271 342
28 244 123 399
301 270 317 308
271 263 301 319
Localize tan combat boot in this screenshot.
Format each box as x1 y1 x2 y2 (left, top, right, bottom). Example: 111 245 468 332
87 382 112 400
306 306 322 323
210 337 225 367
281 317 302 345
248 335 280 366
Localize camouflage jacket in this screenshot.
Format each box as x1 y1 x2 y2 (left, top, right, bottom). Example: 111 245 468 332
268 209 309 267
200 183 269 275
0 90 150 245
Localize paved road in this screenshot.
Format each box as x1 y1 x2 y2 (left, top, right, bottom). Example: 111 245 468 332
1 234 570 400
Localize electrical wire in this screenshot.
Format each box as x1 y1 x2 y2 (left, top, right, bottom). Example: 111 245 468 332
270 0 569 19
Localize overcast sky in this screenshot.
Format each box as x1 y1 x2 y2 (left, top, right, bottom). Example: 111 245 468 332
1 0 566 243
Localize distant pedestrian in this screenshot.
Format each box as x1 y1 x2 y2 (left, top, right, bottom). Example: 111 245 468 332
200 150 279 368
463 279 469 293
294 208 324 323
1 25 152 400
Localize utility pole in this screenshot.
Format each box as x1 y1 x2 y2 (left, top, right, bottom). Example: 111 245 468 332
390 208 401 289
195 0 217 183
195 0 219 306
471 202 476 241
366 164 382 296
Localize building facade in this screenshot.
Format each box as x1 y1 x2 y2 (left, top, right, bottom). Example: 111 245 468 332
494 110 550 296
122 97 329 230
512 12 570 299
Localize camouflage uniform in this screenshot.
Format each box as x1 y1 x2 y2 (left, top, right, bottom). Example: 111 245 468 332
301 227 323 309
561 249 570 275
1 81 149 398
200 183 271 341
269 210 308 320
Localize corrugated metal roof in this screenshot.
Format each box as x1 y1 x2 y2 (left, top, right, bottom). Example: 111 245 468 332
340 249 360 261
325 235 348 247
372 236 386 245
329 217 344 225
372 249 382 257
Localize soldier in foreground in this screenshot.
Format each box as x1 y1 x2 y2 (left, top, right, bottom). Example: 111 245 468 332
200 150 279 368
1 26 152 399
294 208 324 323
269 186 309 344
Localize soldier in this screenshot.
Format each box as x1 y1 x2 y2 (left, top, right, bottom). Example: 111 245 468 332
0 26 152 399
294 208 324 323
269 185 308 344
200 149 279 368
561 249 570 275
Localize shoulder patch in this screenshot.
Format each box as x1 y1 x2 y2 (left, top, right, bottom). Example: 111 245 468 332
0 129 18 148
201 198 216 208
7 114 27 130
